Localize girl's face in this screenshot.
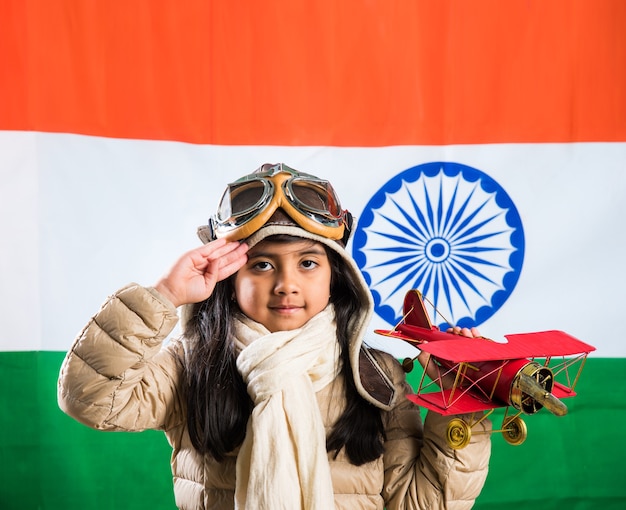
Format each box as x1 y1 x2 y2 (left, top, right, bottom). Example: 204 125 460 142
233 239 332 332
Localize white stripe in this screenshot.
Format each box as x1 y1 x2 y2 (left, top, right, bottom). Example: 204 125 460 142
1 131 624 356
0 132 41 350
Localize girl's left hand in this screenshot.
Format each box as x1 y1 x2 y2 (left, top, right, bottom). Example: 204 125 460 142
416 326 482 389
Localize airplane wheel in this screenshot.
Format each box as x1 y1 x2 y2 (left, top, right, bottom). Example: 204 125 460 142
446 418 472 450
502 416 527 446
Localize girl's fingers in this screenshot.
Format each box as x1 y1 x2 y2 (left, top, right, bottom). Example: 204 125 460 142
216 256 247 281
215 243 249 280
185 241 247 275
446 325 480 338
197 240 247 263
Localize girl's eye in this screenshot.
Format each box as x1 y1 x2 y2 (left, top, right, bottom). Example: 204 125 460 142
253 260 273 271
301 259 318 269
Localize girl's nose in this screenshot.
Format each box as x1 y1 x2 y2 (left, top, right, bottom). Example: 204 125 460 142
274 267 299 294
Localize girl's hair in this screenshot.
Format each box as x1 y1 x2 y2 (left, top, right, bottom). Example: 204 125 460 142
184 235 384 465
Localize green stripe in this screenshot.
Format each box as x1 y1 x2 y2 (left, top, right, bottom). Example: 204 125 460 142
0 352 175 509
1 352 624 509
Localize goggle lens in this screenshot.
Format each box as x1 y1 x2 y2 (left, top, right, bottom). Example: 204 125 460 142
217 180 270 223
286 178 343 220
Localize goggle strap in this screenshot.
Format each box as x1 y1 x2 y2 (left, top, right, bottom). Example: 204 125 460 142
341 211 354 245
197 223 215 244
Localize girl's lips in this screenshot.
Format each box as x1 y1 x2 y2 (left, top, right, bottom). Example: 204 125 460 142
270 304 302 313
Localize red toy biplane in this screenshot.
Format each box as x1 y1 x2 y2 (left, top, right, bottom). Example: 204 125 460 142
375 290 595 449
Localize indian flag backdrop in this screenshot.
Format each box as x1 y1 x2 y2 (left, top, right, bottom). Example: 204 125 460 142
1 1 625 509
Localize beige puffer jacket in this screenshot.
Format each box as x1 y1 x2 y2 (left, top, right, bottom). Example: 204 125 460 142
58 284 491 510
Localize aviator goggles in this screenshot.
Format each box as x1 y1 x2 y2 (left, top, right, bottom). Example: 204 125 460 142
206 163 352 243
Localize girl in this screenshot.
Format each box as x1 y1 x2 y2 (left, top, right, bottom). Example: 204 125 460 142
58 163 491 509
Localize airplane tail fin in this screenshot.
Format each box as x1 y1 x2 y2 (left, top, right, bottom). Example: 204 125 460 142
403 290 433 329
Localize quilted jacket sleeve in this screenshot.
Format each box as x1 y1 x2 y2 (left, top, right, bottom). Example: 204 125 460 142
379 353 492 510
57 283 185 432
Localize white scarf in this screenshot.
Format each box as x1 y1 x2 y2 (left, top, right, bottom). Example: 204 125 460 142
234 306 339 509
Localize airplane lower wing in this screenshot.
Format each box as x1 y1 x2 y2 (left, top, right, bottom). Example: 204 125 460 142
409 379 578 416
407 390 497 415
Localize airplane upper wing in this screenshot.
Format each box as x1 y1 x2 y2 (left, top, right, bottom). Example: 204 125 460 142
418 330 595 362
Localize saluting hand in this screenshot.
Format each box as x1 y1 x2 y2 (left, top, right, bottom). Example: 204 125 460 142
154 238 249 308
